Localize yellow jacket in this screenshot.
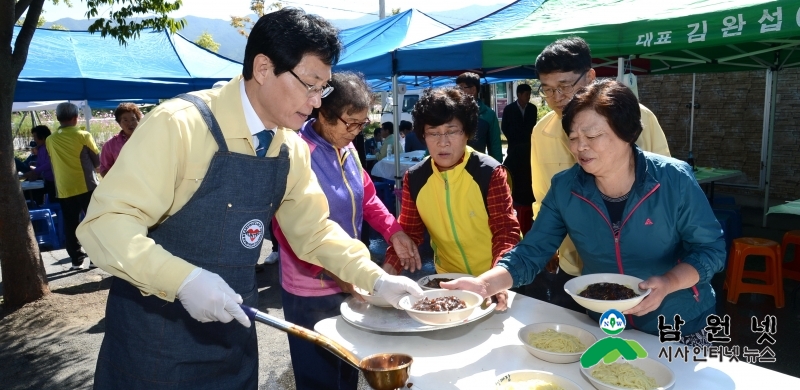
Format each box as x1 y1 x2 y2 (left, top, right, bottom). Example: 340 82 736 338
77 76 382 301
530 104 670 276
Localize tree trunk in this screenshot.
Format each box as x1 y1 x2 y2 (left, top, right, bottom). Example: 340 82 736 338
0 50 50 308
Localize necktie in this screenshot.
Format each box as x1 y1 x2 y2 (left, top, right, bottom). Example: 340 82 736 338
255 130 273 158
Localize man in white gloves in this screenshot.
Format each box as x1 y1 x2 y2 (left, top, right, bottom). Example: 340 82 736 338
77 9 422 389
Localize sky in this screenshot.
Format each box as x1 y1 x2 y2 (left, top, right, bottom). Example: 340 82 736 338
40 0 513 22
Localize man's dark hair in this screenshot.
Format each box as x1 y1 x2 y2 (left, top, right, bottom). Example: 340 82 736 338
562 79 642 145
516 84 532 93
243 8 342 80
31 125 51 140
312 71 371 126
535 36 592 75
412 87 479 140
381 121 394 134
399 120 413 133
455 72 481 89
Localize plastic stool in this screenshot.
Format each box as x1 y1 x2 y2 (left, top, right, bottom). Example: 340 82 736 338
43 195 65 245
29 209 61 250
782 230 800 281
724 237 784 308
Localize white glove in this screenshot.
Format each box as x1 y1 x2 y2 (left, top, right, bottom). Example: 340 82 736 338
176 268 252 327
372 274 425 309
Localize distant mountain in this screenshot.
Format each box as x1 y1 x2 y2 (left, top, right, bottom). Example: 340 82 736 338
43 3 506 63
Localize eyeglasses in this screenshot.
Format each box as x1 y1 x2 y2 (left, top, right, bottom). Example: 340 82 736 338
288 69 334 98
337 115 371 133
538 70 589 98
424 129 464 141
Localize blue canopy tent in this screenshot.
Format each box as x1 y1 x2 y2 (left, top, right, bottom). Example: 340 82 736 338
394 0 542 79
335 9 451 79
12 26 242 102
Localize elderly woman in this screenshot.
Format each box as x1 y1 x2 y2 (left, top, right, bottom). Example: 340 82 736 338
445 80 725 346
99 102 142 176
384 87 520 305
271 71 419 390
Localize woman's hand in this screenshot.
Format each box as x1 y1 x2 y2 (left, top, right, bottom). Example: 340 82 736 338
440 278 510 311
324 270 366 303
624 275 670 316
492 290 509 311
389 231 422 272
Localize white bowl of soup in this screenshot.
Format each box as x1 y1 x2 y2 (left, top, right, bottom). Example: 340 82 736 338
564 273 651 313
495 370 582 390
581 358 675 390
398 289 482 326
517 322 597 364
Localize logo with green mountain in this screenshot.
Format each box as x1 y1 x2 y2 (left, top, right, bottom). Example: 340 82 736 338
580 309 648 368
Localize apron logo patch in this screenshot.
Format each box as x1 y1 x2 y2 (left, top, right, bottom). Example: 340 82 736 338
240 219 265 249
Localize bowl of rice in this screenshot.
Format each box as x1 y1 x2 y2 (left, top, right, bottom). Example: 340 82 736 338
352 286 392 308
564 273 651 314
517 322 597 364
580 358 675 390
398 289 483 326
417 273 473 290
495 370 582 390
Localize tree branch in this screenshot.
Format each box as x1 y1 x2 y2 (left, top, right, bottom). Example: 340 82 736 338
15 0 36 21
11 0 46 75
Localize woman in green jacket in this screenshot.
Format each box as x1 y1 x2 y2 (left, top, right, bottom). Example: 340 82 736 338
445 80 725 346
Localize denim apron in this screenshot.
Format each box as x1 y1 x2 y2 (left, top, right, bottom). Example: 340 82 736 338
94 94 289 389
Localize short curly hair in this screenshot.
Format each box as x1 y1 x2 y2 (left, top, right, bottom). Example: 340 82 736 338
562 79 642 145
114 103 143 123
411 87 478 141
311 71 371 127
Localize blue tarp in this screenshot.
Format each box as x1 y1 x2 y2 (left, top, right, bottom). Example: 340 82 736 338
13 26 242 102
335 9 451 79
395 0 542 78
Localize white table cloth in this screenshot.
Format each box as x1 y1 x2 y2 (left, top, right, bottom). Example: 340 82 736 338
316 292 799 389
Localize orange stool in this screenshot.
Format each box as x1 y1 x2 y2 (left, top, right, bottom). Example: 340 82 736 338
723 237 784 308
782 230 800 281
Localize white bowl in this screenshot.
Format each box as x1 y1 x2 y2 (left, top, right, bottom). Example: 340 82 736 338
495 370 582 390
352 286 392 308
517 322 597 364
581 358 675 390
398 289 482 326
564 274 651 313
418 273 473 290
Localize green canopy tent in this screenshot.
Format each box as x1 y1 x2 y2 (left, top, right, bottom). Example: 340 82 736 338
478 0 800 225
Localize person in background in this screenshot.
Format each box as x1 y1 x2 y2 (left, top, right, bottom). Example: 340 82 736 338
47 102 100 270
99 103 142 176
375 121 400 160
23 125 57 204
76 9 423 388
384 87 520 307
501 83 537 234
529 36 671 306
446 80 724 347
456 72 503 162
273 71 420 390
399 119 425 152
364 127 381 154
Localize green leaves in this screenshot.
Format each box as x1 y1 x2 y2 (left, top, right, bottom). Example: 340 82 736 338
83 0 186 45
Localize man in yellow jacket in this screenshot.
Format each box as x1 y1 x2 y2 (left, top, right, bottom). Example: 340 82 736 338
77 9 422 389
530 37 671 296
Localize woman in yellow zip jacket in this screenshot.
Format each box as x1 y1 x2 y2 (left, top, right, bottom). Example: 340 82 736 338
384 87 520 307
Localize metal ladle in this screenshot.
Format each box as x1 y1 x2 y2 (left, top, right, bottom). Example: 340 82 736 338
240 305 413 390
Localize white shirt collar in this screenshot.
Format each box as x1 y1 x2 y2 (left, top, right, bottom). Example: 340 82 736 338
239 78 276 136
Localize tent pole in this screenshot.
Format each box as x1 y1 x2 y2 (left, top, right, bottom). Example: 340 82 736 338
392 74 401 216
616 57 624 82
690 73 695 154
762 69 778 227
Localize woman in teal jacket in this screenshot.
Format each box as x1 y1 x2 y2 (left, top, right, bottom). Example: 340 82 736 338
444 80 725 346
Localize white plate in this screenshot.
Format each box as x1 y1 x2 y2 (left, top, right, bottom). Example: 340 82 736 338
495 370 582 390
339 295 496 333
581 358 675 390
